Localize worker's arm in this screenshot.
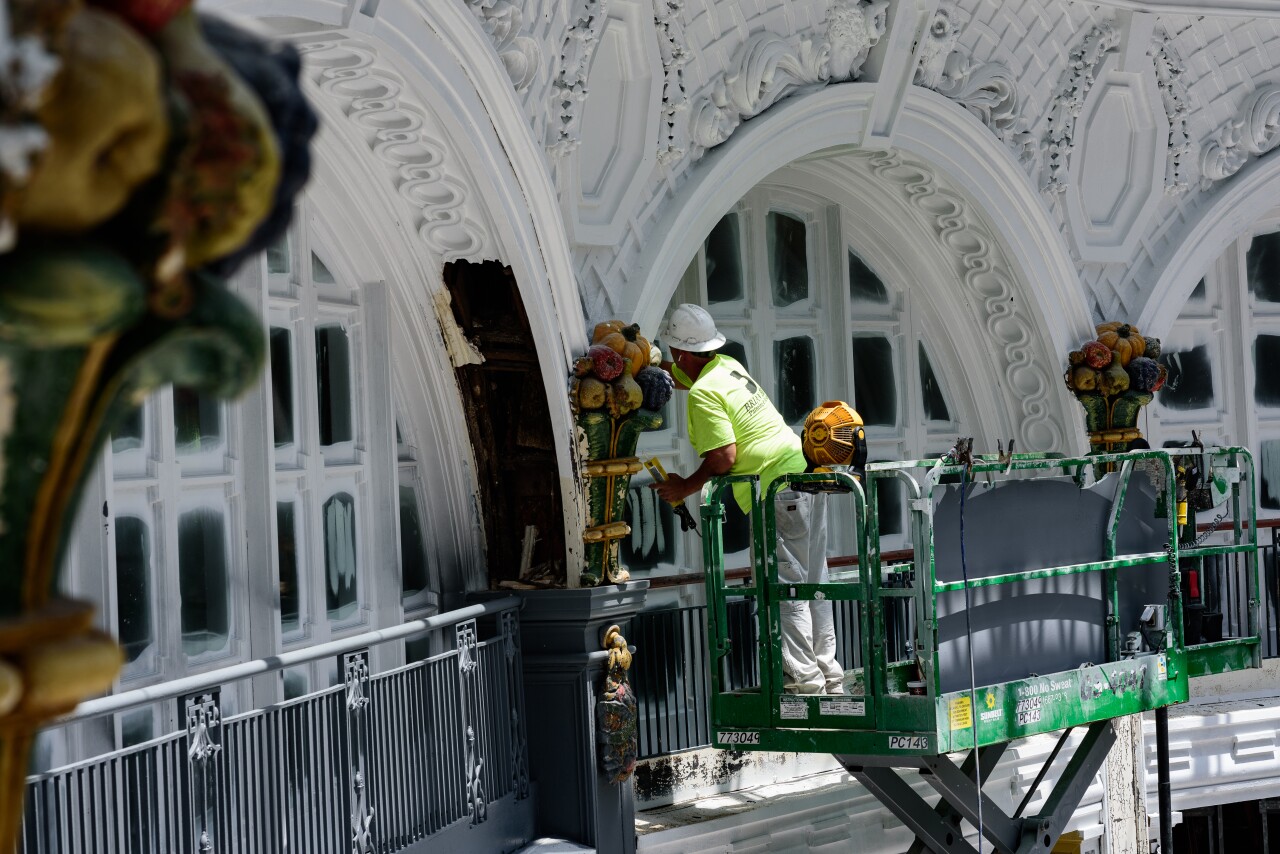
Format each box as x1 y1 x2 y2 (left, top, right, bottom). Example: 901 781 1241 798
651 444 736 502
659 360 690 390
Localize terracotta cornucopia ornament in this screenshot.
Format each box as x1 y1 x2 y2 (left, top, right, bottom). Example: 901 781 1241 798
0 0 317 843
1065 322 1166 456
571 321 673 586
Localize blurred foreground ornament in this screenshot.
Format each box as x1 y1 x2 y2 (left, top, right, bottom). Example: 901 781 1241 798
0 1 317 845
571 321 670 586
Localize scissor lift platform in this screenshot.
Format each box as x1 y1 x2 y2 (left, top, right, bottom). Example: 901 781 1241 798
701 448 1261 854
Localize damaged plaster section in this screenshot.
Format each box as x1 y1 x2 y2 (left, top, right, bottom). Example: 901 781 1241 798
432 287 484 368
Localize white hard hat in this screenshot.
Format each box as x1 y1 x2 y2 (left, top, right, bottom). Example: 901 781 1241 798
663 304 726 352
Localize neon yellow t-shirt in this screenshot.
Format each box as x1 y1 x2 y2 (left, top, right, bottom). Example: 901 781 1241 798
674 355 806 513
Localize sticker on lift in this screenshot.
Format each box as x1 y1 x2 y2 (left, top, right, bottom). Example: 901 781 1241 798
780 699 809 720
717 731 761 746
949 697 972 730
1157 655 1168 681
820 699 866 716
889 735 928 751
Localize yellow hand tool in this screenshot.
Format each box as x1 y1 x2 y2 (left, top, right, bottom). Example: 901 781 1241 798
643 457 698 533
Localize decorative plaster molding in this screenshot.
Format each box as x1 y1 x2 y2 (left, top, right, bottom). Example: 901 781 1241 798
688 0 889 157
462 0 541 91
1042 24 1123 194
549 0 611 157
914 9 1035 171
1199 84 1280 188
855 148 1064 452
298 38 495 263
1150 33 1192 196
654 0 689 165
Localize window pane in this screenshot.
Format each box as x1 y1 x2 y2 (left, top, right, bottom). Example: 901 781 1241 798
705 214 743 304
114 517 152 663
277 502 300 635
852 336 897 427
316 326 353 446
774 336 815 424
400 486 431 600
173 387 222 455
919 343 951 422
876 475 904 537
849 251 889 304
120 709 153 748
282 667 309 701
767 212 808 307
270 328 294 448
1190 277 1207 301
620 484 675 571
179 508 229 656
1247 231 1280 303
312 252 336 284
1158 346 1214 410
267 234 290 275
324 493 358 622
112 406 144 454
1261 439 1280 511
1255 335 1280 407
720 338 749 371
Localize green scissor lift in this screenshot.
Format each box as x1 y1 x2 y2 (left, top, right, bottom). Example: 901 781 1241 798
701 448 1261 854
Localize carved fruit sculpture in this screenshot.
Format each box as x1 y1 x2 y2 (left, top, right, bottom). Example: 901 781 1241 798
1081 340 1112 369
1096 322 1145 366
17 9 169 232
88 0 192 34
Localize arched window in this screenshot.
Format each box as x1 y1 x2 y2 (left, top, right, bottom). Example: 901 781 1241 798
632 187 960 577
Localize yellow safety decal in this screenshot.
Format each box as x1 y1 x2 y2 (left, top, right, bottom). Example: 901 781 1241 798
949 696 973 730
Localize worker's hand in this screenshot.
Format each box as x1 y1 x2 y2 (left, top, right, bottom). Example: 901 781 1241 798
650 473 694 503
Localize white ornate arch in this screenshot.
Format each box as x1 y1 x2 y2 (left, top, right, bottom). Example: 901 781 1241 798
207 0 589 580
1139 153 1280 337
628 84 1094 454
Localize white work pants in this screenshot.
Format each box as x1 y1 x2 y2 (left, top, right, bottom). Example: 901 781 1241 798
773 490 844 694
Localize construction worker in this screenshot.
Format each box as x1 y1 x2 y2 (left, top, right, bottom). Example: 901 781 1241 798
651 304 844 695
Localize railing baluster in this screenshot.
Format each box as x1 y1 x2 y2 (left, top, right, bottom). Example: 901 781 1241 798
184 692 222 853
344 650 374 854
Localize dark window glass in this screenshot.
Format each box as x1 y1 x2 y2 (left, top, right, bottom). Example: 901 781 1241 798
112 406 144 454
312 252 335 284
774 336 815 424
324 493 358 622
849 251 889 303
267 235 289 275
720 339 749 371
400 486 431 600
316 327 353 446
1190 278 1207 301
876 475 904 537
277 502 300 634
1247 231 1280 303
1158 346 1214 411
1262 439 1280 511
120 710 153 748
918 343 951 422
852 336 897 426
270 328 294 448
620 484 676 571
178 508 229 656
722 497 751 555
767 212 808 307
173 387 222 455
114 517 152 663
1255 335 1280 407
705 214 744 304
